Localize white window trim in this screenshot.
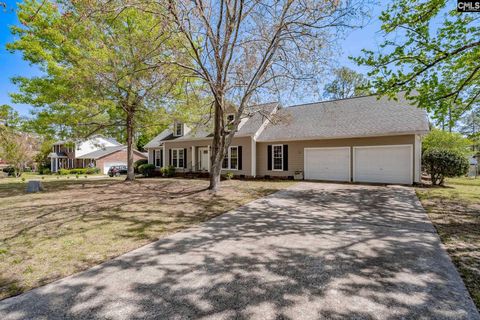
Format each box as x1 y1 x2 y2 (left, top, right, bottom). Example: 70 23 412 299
173 123 183 137
226 113 235 122
222 146 239 171
172 148 185 169
272 144 283 171
154 149 162 168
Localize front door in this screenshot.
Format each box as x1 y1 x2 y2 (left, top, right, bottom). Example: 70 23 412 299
198 147 209 171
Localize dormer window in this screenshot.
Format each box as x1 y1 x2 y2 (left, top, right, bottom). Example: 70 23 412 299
174 122 183 137
226 114 235 131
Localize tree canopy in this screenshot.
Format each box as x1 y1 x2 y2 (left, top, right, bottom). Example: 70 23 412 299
323 67 370 100
354 0 480 129
8 0 204 180
422 128 472 157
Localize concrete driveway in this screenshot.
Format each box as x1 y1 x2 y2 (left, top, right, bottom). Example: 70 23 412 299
1 182 478 320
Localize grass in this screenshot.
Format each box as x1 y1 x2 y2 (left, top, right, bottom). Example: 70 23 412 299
416 177 480 309
0 177 295 300
0 172 106 184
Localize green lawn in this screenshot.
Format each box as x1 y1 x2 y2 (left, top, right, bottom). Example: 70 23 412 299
0 177 294 300
416 177 480 309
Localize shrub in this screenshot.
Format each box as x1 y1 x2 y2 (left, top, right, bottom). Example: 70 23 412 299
2 167 15 176
224 172 234 180
38 165 51 175
70 168 87 175
85 167 100 175
138 163 156 177
58 169 70 175
134 159 148 173
423 149 469 185
160 165 176 177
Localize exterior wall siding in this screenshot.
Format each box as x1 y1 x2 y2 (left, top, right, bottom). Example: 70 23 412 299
164 136 252 176
256 135 417 179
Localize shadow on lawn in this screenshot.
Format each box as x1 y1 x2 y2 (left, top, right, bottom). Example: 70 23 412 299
0 184 479 319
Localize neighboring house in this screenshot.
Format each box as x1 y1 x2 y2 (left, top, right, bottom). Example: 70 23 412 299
48 135 147 174
144 94 429 185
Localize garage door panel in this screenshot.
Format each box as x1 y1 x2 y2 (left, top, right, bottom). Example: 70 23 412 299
354 145 412 184
305 148 350 182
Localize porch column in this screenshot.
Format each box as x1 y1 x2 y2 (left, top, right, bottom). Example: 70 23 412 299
191 146 195 171
251 137 256 177
162 144 166 168
207 145 211 172
51 158 55 172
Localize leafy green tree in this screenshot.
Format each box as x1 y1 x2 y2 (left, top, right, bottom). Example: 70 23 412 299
9 0 198 181
0 105 21 127
354 0 480 131
323 67 370 100
458 107 480 152
422 129 472 157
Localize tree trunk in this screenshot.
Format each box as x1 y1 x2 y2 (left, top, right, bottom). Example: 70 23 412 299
209 100 225 191
125 110 135 181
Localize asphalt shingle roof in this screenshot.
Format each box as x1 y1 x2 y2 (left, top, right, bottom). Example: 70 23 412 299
77 146 126 159
257 94 429 141
145 102 278 146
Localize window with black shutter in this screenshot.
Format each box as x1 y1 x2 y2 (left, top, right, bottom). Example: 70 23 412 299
267 145 272 171
283 145 288 171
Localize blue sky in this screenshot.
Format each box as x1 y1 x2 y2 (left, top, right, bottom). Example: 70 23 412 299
0 1 384 117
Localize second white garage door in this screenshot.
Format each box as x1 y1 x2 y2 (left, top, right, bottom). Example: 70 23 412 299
353 145 413 184
304 147 351 182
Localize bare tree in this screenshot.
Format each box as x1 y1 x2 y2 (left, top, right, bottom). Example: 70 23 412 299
165 0 369 190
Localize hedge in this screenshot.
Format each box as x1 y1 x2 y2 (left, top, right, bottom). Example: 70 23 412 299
57 167 101 175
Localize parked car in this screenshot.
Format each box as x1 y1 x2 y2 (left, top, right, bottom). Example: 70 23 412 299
108 165 128 177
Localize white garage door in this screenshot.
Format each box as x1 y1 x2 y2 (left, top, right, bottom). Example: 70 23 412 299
304 147 351 182
354 145 413 184
103 162 127 174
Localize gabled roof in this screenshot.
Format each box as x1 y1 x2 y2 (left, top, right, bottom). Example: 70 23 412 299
144 102 278 147
143 130 174 148
257 94 429 141
236 102 279 136
53 134 121 146
76 146 128 159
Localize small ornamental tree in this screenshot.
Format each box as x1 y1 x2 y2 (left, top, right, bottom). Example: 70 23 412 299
423 150 469 186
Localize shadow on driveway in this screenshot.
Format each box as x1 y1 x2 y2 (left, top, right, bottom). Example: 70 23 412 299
0 182 478 319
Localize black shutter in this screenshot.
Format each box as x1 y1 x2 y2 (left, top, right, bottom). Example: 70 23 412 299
160 149 163 167
238 146 242 170
169 149 172 166
267 145 272 171
283 145 288 171
184 148 187 168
